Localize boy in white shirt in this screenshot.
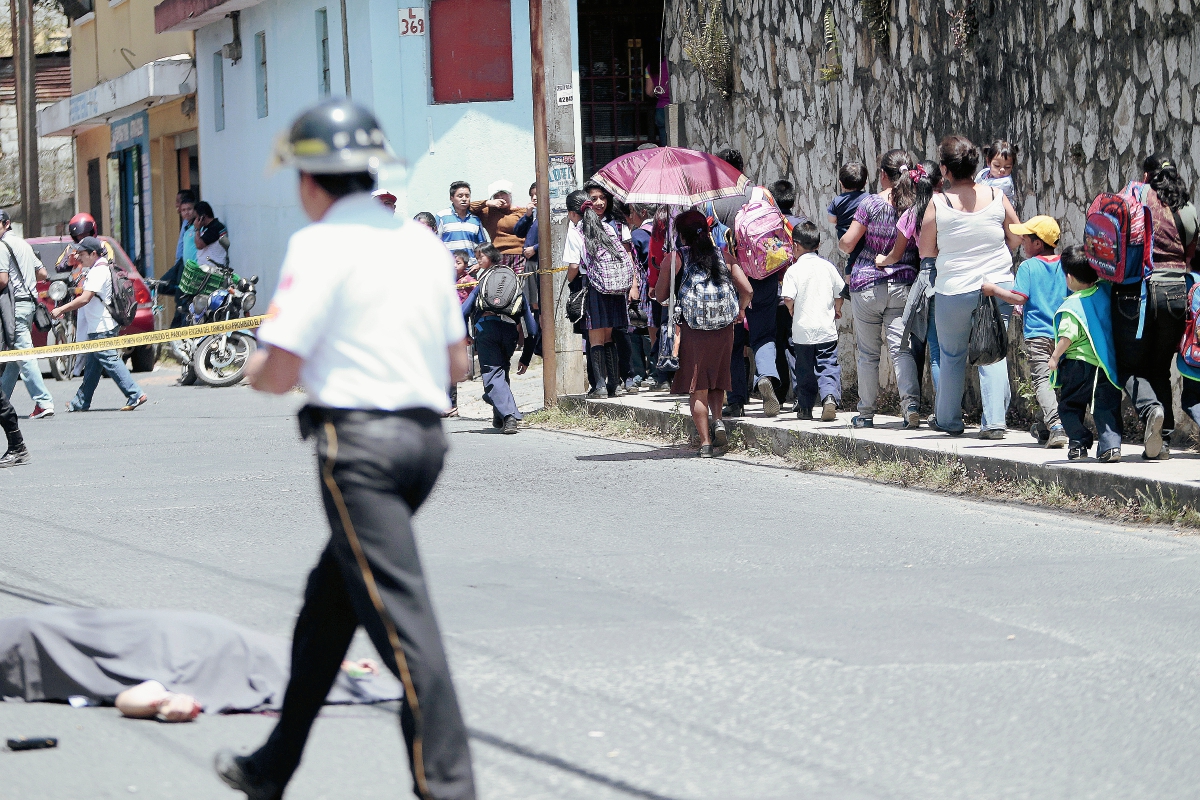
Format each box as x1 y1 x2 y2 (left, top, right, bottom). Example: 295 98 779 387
781 221 844 421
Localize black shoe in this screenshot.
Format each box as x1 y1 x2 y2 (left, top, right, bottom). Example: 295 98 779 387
1068 445 1088 461
796 405 813 420
1030 421 1050 443
851 415 874 429
698 444 714 458
492 410 503 429
927 416 964 436
214 750 283 800
722 403 745 418
502 416 520 434
1098 447 1121 463
0 444 29 468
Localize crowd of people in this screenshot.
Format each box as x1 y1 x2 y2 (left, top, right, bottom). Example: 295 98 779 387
418 135 1200 461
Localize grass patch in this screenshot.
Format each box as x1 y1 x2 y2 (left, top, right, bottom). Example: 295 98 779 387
527 402 1200 531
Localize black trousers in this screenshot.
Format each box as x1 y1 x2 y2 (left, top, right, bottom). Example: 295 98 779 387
1057 358 1123 453
1112 280 1188 432
0 389 18 439
247 407 475 800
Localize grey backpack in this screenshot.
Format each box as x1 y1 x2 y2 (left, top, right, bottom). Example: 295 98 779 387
475 266 524 319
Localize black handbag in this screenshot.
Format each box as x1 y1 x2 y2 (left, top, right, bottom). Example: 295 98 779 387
967 294 1008 367
32 302 52 332
565 282 587 325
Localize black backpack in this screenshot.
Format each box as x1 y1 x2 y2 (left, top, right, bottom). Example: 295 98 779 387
105 260 138 328
475 266 524 319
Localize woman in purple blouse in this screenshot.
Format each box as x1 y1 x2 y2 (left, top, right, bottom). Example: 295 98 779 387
838 149 922 429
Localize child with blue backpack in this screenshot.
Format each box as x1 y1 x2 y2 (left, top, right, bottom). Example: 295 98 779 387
1046 247 1123 462
984 215 1070 448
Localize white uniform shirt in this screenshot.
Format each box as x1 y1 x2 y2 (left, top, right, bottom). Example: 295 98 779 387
562 219 624 275
257 194 466 411
780 253 844 345
77 260 118 335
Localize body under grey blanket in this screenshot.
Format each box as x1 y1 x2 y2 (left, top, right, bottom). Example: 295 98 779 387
0 607 402 713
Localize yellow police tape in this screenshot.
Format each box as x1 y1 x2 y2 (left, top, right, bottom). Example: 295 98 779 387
0 315 267 364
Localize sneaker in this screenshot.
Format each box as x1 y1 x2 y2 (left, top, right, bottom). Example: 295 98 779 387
1068 445 1088 461
586 387 608 399
978 428 1006 440
502 416 520 434
722 403 745 418
0 444 30 468
1045 426 1068 449
851 415 874 429
66 404 86 413
442 406 459 418
711 419 729 449
757 377 780 417
1098 447 1121 463
698 444 714 458
612 384 629 398
29 405 54 419
1030 421 1050 443
821 395 837 422
796 406 813 420
121 394 148 411
214 749 283 800
624 380 641 394
903 404 920 430
1143 406 1165 459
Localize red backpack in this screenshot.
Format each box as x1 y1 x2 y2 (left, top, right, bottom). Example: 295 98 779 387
1083 184 1153 285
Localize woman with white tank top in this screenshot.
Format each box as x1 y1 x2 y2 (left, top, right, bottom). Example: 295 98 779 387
918 135 1021 435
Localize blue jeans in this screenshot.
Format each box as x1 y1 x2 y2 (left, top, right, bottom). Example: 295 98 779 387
729 323 749 405
474 318 521 420
70 330 144 411
933 290 981 433
793 340 841 409
1 299 53 408
746 276 780 384
927 309 941 392
978 281 1014 431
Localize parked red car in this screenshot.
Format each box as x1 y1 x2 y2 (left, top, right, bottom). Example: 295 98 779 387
27 235 159 374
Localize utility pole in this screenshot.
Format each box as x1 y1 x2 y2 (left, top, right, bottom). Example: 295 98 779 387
10 0 40 236
339 0 351 96
529 0 585 403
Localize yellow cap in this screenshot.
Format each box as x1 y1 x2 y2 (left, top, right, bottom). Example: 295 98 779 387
1008 215 1060 247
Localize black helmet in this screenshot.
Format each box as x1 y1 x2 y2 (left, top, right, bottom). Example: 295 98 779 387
270 98 397 175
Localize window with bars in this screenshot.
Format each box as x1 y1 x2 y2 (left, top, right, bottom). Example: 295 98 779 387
577 0 661 178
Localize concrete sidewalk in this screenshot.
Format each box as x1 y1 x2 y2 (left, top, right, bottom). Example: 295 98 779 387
578 389 1200 507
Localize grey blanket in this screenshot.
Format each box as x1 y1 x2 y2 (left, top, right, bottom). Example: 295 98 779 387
0 607 402 713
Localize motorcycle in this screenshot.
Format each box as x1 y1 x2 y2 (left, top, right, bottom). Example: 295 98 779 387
172 262 260 387
42 278 78 381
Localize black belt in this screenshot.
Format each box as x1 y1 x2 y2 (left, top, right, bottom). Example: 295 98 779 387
298 404 441 439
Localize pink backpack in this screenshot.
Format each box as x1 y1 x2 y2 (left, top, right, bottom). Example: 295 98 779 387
733 187 794 279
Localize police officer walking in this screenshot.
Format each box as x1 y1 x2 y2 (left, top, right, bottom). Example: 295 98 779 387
214 99 475 800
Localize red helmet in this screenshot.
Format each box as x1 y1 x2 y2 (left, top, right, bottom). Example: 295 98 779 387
68 213 97 243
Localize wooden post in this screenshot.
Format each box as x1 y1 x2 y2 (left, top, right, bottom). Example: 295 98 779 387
529 0 585 401
11 0 40 236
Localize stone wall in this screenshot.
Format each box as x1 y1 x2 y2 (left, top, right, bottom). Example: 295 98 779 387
666 0 1200 427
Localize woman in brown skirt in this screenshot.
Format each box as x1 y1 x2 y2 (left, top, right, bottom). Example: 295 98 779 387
655 209 752 456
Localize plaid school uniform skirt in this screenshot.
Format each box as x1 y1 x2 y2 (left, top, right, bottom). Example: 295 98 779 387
585 285 629 331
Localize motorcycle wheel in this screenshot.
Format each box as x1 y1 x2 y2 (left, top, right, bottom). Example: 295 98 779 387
193 333 257 388
48 320 77 381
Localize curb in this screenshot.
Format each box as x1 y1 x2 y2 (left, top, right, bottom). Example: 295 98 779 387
564 397 1200 509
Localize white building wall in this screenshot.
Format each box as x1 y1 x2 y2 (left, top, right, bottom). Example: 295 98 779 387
195 0 581 302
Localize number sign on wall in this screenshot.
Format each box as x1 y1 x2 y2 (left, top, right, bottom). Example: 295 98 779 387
400 7 426 36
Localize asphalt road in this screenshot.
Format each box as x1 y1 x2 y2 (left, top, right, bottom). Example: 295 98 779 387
2 374 1200 799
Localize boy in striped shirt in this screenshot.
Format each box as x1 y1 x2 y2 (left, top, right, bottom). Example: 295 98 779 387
437 181 488 253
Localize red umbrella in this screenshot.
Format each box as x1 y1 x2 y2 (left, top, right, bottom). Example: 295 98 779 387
590 146 749 206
